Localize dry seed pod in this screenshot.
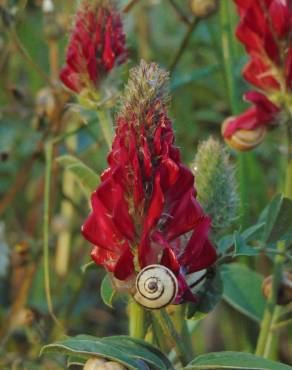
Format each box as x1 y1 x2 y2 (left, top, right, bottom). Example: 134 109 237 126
222 118 266 151
83 357 106 370
134 264 178 309
190 0 218 18
262 271 292 306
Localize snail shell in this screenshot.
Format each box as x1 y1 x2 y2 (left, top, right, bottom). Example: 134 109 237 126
134 264 178 309
83 357 106 370
222 118 266 152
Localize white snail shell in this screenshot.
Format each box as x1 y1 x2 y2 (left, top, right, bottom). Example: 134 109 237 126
83 357 106 370
134 264 178 309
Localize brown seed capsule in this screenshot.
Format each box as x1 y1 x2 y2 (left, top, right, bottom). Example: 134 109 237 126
190 0 218 18
262 271 292 306
221 118 266 151
83 357 107 370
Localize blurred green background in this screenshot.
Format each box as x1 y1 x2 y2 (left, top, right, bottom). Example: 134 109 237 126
0 0 291 369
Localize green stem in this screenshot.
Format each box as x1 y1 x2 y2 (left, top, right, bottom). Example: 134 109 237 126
285 158 292 199
153 308 190 366
96 109 114 150
128 300 147 339
285 125 292 199
170 17 200 72
171 305 194 358
44 143 62 328
220 1 250 227
255 241 286 358
220 1 240 115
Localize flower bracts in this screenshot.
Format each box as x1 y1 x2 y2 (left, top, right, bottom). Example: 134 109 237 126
82 61 217 304
60 0 127 94
222 0 292 150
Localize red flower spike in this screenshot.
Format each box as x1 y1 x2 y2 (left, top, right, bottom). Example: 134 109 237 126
223 0 292 150
82 61 217 303
60 0 127 94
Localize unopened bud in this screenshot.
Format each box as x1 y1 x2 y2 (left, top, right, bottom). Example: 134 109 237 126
192 137 240 236
221 118 266 151
262 271 292 306
190 0 218 18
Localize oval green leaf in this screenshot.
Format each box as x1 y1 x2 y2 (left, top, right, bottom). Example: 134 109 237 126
221 263 265 322
185 351 292 369
41 334 174 370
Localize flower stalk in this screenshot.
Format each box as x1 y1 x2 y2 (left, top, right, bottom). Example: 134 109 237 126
153 308 190 366
255 241 286 358
96 108 114 149
128 301 147 339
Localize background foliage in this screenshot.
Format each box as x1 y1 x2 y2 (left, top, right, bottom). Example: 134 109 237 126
0 0 291 369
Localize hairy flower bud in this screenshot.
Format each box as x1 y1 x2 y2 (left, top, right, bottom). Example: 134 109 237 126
192 138 240 235
190 0 218 18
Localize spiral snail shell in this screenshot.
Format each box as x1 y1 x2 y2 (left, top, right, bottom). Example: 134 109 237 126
222 118 266 152
134 265 178 309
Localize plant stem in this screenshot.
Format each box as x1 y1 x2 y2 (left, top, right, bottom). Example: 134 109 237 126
285 125 292 199
153 308 190 366
255 241 286 358
44 142 62 328
96 109 114 150
9 28 52 86
170 17 200 72
220 0 252 228
128 300 147 339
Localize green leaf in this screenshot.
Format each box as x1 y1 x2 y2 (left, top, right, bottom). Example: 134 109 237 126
241 222 265 242
67 355 86 367
218 234 234 255
234 231 260 257
41 335 174 370
221 263 265 322
186 268 223 320
170 64 220 91
100 274 116 308
81 261 97 273
185 351 292 369
56 155 99 197
259 194 292 244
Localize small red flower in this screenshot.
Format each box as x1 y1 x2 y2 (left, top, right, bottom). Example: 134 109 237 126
60 0 127 93
82 61 217 303
223 0 292 149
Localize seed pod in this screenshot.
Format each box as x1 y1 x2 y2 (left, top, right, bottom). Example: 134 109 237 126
190 0 218 18
134 264 178 309
222 118 266 151
262 271 292 306
83 357 106 370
